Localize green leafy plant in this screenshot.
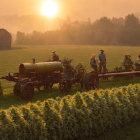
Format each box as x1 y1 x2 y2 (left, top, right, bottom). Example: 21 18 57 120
0 84 140 139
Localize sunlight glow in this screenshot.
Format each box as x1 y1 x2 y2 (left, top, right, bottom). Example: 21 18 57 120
41 0 59 18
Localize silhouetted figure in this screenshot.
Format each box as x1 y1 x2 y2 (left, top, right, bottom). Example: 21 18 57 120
52 51 60 61
99 50 107 73
90 55 98 72
122 55 133 71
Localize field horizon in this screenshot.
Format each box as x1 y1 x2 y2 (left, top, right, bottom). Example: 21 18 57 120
0 44 139 89
0 45 140 140
0 44 140 109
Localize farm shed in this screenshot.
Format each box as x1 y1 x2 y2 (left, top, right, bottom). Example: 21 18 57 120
0 29 12 50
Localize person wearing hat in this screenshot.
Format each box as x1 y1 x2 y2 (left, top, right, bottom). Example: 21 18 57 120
134 54 140 70
98 50 107 73
52 51 60 61
90 55 98 72
122 54 133 71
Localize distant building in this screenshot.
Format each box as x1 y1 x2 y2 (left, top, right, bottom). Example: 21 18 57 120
0 29 12 50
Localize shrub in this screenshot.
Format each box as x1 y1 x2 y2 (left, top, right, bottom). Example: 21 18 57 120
0 84 140 139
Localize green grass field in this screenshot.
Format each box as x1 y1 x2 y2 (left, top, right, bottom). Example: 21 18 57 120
0 45 139 75
0 44 139 86
0 45 140 140
0 44 140 109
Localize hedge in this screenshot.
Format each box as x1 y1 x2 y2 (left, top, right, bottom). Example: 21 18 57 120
0 84 140 140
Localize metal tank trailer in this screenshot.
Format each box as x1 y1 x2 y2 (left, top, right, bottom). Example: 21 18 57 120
0 61 99 100
1 60 140 101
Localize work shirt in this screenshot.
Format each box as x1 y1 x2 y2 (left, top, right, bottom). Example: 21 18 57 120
99 53 106 63
52 54 59 61
122 58 133 66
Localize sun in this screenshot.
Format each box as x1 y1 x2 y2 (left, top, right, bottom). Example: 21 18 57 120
41 0 59 18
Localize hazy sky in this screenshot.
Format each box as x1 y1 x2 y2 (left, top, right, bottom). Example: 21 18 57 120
0 0 140 19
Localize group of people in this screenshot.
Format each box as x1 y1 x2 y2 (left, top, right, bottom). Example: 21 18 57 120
51 50 140 73
51 50 107 73
90 50 140 73
122 54 140 71
52 50 107 74
90 50 107 73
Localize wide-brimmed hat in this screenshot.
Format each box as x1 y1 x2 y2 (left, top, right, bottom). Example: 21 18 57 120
52 51 56 53
125 54 131 56
100 50 104 52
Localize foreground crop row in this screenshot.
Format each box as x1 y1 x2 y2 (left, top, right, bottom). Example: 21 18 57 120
0 84 140 140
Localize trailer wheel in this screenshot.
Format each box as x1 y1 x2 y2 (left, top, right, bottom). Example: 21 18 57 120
21 83 34 100
14 82 21 96
84 71 99 91
59 80 72 95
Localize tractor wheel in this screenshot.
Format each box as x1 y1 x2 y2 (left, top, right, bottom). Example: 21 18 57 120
59 80 72 95
21 83 34 100
14 82 21 96
84 71 99 91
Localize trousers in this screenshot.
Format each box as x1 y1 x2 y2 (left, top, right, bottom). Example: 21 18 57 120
99 62 106 73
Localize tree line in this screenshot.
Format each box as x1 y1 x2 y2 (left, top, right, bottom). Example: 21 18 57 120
15 14 140 46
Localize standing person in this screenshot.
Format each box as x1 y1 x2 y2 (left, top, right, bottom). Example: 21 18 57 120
99 50 107 73
52 51 60 61
90 55 98 72
122 55 133 71
134 54 140 70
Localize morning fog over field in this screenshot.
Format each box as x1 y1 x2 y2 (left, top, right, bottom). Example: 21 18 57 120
1 0 140 33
